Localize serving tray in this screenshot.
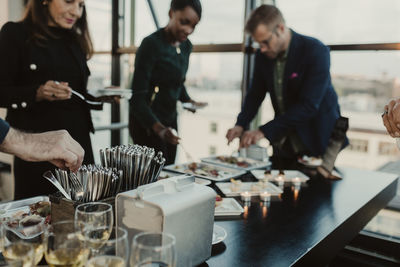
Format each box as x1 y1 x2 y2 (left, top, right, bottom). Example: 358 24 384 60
164 162 245 182
215 181 283 197
215 198 244 216
251 169 310 183
201 155 271 171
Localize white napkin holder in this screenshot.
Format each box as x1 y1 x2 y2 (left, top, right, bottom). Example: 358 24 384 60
115 175 216 267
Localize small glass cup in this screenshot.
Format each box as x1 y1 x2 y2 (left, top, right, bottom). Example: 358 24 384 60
86 227 129 267
130 232 176 267
75 202 114 256
44 220 89 267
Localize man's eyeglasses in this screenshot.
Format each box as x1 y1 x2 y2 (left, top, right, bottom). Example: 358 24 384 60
254 25 279 49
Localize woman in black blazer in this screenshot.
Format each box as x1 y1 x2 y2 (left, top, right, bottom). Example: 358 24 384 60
0 0 96 199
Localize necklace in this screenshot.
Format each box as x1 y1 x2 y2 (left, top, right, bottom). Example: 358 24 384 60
174 42 181 54
164 28 181 54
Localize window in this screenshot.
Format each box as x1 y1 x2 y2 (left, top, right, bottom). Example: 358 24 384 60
347 138 369 153
276 0 400 45
149 0 245 44
210 122 218 134
86 0 112 51
178 53 243 161
209 146 217 155
378 141 399 156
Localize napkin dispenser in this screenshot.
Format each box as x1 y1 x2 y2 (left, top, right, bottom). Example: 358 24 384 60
116 175 216 267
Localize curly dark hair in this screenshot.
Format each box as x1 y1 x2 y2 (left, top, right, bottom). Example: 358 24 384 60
170 0 202 19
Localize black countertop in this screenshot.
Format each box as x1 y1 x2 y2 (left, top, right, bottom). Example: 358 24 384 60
203 167 398 267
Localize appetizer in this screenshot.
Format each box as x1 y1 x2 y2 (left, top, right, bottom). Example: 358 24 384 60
216 156 250 168
215 195 223 207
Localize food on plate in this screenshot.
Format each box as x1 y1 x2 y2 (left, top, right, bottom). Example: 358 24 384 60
188 162 197 171
216 156 250 168
5 201 51 228
29 201 50 217
215 195 223 207
182 163 222 178
263 170 273 181
298 155 323 166
251 184 261 191
19 214 42 227
230 178 242 192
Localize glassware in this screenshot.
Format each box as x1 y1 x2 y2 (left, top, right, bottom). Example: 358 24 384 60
1 216 46 267
44 220 89 267
86 227 129 267
130 232 176 267
74 202 114 256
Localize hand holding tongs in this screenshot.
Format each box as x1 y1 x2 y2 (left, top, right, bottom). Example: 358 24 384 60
54 81 103 107
171 129 194 162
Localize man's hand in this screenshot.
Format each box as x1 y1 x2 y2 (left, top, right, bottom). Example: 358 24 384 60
382 98 400 137
226 126 244 145
0 129 84 172
240 129 265 148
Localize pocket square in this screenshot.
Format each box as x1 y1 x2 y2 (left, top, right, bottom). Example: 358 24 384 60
290 72 298 79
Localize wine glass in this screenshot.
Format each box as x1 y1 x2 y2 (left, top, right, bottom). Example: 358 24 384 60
74 202 114 256
130 232 176 267
1 216 44 267
44 220 89 267
86 227 129 267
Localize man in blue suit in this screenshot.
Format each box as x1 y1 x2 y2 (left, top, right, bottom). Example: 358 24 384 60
226 5 347 168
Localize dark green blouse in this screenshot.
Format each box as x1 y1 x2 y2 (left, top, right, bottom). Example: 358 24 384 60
130 28 192 129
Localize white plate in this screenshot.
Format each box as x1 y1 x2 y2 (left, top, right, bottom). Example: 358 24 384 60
88 88 132 98
251 170 309 183
215 198 244 216
215 181 283 197
158 170 181 180
297 156 322 167
195 178 212 186
182 102 207 111
201 155 271 171
164 162 245 182
212 224 227 245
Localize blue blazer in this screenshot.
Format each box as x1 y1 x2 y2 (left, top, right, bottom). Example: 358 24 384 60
236 30 348 156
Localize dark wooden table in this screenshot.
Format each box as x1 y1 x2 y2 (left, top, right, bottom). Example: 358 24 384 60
204 167 398 267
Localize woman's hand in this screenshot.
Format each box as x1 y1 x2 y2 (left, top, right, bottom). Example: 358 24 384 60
36 80 72 101
183 99 208 113
152 122 180 145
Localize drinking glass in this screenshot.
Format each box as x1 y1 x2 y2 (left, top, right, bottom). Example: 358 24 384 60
86 227 129 267
130 232 176 267
44 220 89 267
1 216 44 267
74 202 114 256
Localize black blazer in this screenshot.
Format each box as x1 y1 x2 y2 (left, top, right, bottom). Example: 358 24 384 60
0 21 94 135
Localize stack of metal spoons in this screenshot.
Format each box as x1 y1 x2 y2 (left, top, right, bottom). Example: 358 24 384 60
99 144 166 191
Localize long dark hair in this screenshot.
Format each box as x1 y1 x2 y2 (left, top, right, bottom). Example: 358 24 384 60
22 0 93 59
171 0 202 19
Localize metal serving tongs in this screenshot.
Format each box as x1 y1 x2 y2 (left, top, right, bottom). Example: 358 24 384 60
170 129 194 162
